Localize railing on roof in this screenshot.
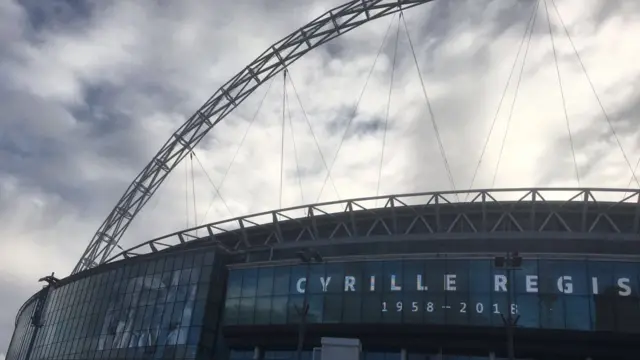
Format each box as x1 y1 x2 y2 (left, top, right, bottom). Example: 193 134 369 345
104 188 640 265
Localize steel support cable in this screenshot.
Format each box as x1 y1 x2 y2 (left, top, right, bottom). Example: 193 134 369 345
315 15 397 204
198 79 276 226
377 16 402 200
400 12 457 197
626 157 640 190
544 0 580 186
191 151 233 218
491 4 539 188
287 74 341 201
280 70 288 209
286 80 306 205
549 0 640 188
189 152 198 235
466 0 540 198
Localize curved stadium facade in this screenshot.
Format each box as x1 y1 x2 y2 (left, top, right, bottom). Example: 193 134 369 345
6 189 640 360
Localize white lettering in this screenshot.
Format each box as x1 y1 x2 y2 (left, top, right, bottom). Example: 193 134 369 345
320 277 331 292
557 276 573 294
445 274 456 291
370 275 376 292
390 275 402 291
344 276 355 292
592 277 599 295
416 275 427 291
296 278 306 294
495 275 507 292
618 278 631 296
526 275 538 293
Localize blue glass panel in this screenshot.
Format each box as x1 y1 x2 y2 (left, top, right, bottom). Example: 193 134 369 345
273 266 290 295
468 259 491 294
257 267 275 296
241 268 258 298
325 263 344 293
226 270 243 299
565 295 590 331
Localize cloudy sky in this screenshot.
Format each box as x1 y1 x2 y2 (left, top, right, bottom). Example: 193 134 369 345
1 0 639 354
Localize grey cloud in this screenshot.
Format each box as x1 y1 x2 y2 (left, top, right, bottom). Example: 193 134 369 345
1 0 638 354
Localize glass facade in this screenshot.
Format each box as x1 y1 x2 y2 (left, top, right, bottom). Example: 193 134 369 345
224 258 640 333
7 250 223 360
7 253 640 360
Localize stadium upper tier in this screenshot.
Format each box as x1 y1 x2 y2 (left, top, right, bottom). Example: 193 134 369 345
105 188 640 266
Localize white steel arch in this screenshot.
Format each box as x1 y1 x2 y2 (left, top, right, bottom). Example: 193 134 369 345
74 0 437 274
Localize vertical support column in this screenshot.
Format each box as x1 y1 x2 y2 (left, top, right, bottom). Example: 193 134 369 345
253 346 261 359
489 352 496 360
400 348 407 360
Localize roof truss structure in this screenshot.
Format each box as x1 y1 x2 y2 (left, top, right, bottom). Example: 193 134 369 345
105 188 640 264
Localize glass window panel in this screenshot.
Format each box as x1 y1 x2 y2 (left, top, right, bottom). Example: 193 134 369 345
564 296 590 331
307 294 323 323
563 260 588 296
226 270 243 299
614 262 639 297
287 295 304 323
539 293 564 329
490 293 507 327
183 252 195 268
382 261 402 294
189 268 201 284
538 260 565 295
468 292 491 326
343 261 363 294
177 327 188 345
180 269 192 285
257 267 275 296
154 257 166 274
290 266 307 295
588 261 614 296
254 297 271 324
403 261 424 294
514 294 539 329
446 292 469 326
173 255 185 270
193 253 204 267
342 294 361 323
308 263 326 294
361 294 382 324
164 257 175 272
424 260 445 294
270 296 288 324
224 299 240 326
241 268 258 298
238 298 256 325
325 263 344 294
381 292 402 324
513 259 538 295
273 266 290 296
446 259 469 293
187 326 200 345
199 266 213 284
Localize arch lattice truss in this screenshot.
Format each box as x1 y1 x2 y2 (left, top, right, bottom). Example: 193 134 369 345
73 0 436 274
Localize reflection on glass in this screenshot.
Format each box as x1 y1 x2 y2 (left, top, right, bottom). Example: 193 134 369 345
225 258 640 333
97 268 200 351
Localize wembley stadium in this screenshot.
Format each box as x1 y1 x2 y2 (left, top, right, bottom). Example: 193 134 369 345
6 1 640 360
